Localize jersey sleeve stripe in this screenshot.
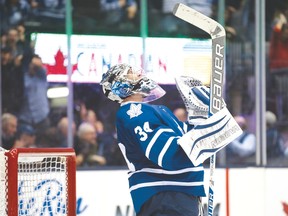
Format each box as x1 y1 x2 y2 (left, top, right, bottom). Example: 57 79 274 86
129 181 204 192
127 167 204 177
182 122 188 133
172 118 185 135
145 128 174 158
158 136 176 167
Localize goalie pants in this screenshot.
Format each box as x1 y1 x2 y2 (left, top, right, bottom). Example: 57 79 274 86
137 191 203 216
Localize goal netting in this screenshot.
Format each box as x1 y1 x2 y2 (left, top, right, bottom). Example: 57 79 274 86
0 148 76 216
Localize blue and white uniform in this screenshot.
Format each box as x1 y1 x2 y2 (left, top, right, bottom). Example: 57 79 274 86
116 102 206 213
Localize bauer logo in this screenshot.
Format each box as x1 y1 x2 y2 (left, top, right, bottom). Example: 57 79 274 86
18 179 67 215
211 37 225 114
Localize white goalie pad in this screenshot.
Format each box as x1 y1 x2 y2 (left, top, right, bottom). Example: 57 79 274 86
178 106 243 166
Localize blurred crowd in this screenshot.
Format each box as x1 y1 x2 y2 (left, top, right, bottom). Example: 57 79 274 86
0 0 285 38
1 0 288 167
0 0 254 37
1 99 126 167
0 23 126 167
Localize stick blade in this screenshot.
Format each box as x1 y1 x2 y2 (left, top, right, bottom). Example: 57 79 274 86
173 3 225 38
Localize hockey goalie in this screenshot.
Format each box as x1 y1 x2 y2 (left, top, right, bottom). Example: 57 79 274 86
100 63 242 216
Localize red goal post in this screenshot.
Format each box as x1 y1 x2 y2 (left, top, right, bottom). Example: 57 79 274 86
0 148 76 216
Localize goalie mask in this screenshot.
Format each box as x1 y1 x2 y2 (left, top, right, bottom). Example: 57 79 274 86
100 63 165 103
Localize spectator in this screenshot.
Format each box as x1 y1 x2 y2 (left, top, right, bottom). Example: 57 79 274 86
226 115 256 165
282 132 288 158
80 107 125 165
269 20 288 72
55 117 76 148
5 27 26 58
149 0 213 37
84 109 114 160
269 7 288 119
16 23 26 44
212 0 245 41
100 0 138 31
28 0 66 24
14 24 32 57
17 124 37 148
281 126 288 159
36 126 57 148
266 111 285 159
35 115 76 148
17 54 50 141
1 31 8 49
1 0 30 30
79 104 106 132
1 113 22 149
74 122 106 167
103 131 126 166
0 0 5 32
84 109 104 135
173 107 188 122
1 46 24 115
77 103 104 133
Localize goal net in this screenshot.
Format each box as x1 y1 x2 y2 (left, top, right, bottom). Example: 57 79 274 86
0 148 76 216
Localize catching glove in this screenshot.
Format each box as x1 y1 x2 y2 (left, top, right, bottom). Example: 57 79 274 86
175 76 210 125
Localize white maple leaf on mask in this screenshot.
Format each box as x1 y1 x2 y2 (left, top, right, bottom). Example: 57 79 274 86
127 104 143 119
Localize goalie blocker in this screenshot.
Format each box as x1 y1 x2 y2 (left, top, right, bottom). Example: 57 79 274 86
178 106 243 166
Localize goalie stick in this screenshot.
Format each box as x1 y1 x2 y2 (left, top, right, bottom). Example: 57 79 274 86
173 3 226 216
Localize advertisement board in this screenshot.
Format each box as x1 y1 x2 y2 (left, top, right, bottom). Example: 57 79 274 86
13 167 288 215
32 33 212 84
75 169 226 216
74 168 288 216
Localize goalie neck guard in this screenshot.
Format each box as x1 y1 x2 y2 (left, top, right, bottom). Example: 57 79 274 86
100 63 165 103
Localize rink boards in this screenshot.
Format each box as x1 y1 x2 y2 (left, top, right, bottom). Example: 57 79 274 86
75 168 288 216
